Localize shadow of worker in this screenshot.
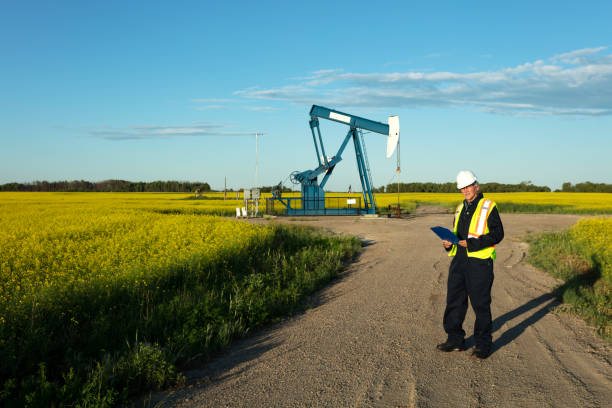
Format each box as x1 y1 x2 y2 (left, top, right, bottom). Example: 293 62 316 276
492 293 558 354
464 293 558 355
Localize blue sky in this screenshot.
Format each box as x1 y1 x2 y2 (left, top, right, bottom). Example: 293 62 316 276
1 1 611 191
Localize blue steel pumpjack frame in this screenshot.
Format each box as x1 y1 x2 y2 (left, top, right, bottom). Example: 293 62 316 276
274 105 390 215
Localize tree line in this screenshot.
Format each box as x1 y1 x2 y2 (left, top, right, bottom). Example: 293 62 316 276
2 180 610 193
0 180 211 193
0 180 297 193
560 182 612 193
381 181 554 193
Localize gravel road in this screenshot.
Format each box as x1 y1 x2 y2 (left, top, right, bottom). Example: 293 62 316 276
160 211 611 407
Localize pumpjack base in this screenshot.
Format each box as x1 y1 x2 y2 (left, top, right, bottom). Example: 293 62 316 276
265 195 375 216
285 208 375 216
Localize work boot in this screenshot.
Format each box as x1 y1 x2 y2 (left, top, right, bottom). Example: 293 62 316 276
436 341 465 352
471 347 490 359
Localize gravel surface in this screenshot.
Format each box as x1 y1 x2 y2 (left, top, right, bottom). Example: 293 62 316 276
157 211 611 407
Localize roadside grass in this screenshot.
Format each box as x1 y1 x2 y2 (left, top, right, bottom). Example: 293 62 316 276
0 220 360 407
526 218 612 340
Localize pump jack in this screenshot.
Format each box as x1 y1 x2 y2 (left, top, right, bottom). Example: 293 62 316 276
272 105 399 215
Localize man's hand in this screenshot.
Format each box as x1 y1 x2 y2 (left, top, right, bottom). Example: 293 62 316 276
442 240 452 249
458 240 467 247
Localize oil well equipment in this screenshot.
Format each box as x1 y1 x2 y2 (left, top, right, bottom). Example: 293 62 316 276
269 105 399 215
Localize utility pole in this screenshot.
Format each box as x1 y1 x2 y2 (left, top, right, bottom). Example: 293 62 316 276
255 133 263 187
397 138 401 209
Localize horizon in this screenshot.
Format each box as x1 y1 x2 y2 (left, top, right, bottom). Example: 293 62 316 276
3 178 609 192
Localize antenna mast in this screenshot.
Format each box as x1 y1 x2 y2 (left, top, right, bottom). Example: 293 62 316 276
254 132 263 187
397 138 401 209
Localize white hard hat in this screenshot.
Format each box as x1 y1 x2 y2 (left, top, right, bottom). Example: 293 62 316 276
456 170 478 189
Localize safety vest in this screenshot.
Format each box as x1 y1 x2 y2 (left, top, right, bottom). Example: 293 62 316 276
449 198 497 260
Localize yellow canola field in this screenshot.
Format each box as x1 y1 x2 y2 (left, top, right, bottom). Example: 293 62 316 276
570 218 612 281
203 191 612 213
374 192 612 211
2 191 243 215
0 192 273 323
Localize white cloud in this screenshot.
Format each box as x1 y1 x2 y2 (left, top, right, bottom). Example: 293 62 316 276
194 105 225 110
190 98 233 103
246 106 279 112
90 123 255 141
552 47 607 64
424 52 449 58
236 47 612 117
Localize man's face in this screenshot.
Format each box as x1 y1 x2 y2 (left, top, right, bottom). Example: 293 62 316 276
461 183 479 202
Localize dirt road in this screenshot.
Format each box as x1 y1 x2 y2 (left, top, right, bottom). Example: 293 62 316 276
163 212 611 407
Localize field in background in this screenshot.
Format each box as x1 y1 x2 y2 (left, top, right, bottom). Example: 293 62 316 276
199 191 612 214
376 192 612 213
0 191 242 216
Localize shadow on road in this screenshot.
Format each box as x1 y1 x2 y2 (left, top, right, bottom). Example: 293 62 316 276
491 294 558 354
464 292 559 354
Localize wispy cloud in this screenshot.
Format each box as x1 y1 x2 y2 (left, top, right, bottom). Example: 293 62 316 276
190 96 278 113
190 97 232 110
90 123 255 141
424 52 450 59
551 47 608 64
246 106 279 112
194 105 226 111
190 98 233 103
236 47 612 116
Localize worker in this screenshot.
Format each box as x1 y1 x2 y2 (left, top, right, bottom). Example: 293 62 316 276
437 170 504 359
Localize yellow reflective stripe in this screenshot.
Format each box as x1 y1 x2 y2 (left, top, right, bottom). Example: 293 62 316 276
453 203 463 233
474 199 492 236
455 204 462 218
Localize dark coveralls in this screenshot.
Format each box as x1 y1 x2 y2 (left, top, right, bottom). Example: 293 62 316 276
444 192 504 352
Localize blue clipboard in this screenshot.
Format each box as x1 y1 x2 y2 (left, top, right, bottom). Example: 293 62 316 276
430 226 459 244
